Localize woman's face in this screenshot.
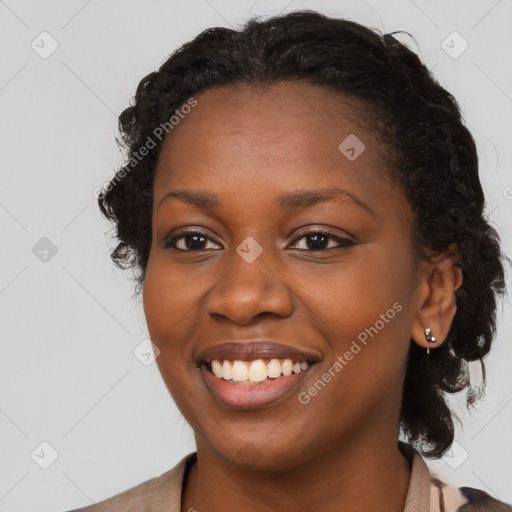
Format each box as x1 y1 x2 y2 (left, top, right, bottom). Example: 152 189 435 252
143 81 426 469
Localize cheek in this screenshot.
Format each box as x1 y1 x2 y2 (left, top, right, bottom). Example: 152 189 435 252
295 244 416 415
142 257 207 417
143 254 202 332
142 255 208 380
302 250 414 343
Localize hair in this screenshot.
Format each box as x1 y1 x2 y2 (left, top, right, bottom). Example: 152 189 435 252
98 10 507 458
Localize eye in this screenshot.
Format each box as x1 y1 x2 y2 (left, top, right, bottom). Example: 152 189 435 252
288 228 356 251
164 230 222 251
163 228 356 252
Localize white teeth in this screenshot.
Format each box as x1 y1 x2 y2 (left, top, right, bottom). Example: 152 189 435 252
248 359 267 382
222 360 233 380
211 360 223 378
209 358 311 382
232 360 248 381
267 358 282 378
281 359 293 376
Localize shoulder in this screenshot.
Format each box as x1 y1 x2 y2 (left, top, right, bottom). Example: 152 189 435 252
64 452 196 512
428 467 512 512
400 442 512 512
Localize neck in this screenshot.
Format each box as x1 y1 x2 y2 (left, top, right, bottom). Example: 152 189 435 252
182 432 412 512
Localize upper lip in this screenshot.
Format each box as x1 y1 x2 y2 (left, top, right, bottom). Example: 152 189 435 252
199 341 322 363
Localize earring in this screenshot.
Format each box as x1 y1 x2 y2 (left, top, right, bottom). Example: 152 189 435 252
425 325 437 354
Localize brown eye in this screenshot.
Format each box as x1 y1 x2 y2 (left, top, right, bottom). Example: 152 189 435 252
164 230 222 251
289 229 356 251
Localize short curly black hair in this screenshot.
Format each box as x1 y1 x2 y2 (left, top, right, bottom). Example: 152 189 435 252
98 10 507 458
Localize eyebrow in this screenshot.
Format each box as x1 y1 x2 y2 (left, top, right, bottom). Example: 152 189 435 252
158 187 374 215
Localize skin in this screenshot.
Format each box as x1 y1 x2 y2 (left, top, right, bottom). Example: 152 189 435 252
142 81 463 512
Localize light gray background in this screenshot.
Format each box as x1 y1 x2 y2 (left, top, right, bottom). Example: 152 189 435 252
1 0 511 510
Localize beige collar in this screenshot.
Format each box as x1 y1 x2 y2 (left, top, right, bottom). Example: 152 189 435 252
159 443 431 511
400 441 432 511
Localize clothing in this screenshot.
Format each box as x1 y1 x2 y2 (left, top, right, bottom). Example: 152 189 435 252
66 442 511 511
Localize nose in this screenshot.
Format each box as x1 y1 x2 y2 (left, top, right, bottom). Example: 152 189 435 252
205 251 294 325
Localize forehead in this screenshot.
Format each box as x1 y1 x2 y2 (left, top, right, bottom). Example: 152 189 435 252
153 81 401 212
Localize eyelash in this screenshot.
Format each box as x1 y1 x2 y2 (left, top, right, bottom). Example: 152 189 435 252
163 228 356 252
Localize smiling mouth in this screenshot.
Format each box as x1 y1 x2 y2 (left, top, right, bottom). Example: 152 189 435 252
204 358 315 384
200 359 319 409
197 341 321 408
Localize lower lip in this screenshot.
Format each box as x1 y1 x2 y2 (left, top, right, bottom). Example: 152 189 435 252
200 364 314 409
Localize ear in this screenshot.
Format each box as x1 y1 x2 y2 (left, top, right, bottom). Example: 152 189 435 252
411 243 463 352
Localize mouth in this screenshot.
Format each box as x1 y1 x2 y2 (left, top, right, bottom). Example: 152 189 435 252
197 341 321 409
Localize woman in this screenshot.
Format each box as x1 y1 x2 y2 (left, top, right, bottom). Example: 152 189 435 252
69 10 510 512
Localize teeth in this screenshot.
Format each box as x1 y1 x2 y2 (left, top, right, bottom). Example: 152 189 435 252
232 360 248 382
267 358 282 378
248 359 267 382
222 360 233 380
211 360 223 378
281 359 293 376
208 358 310 382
